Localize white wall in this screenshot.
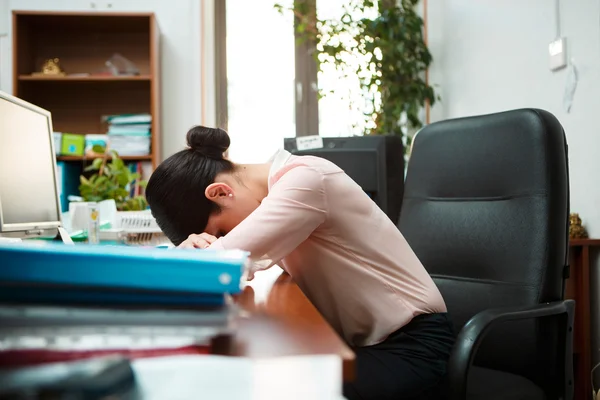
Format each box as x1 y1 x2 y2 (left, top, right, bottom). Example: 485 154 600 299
427 0 600 235
426 0 600 377
0 0 9 89
0 0 7 36
1 0 214 160
0 0 6 33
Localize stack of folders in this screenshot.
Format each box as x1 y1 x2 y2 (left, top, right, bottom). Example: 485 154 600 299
105 113 152 156
0 242 248 366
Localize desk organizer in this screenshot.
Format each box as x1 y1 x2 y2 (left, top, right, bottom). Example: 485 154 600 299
0 242 248 306
116 210 167 246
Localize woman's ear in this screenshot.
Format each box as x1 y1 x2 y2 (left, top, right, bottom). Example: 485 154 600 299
205 182 234 205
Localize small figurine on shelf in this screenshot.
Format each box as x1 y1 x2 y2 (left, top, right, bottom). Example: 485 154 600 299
32 58 66 76
569 213 588 239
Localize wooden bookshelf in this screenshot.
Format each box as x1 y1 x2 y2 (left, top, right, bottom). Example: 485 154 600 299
12 11 161 169
18 74 153 81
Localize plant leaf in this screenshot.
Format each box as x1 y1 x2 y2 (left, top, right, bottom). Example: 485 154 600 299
92 144 106 154
282 0 437 142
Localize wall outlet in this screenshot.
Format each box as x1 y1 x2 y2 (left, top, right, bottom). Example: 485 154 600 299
549 37 567 71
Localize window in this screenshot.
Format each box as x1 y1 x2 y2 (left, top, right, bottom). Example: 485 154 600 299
217 0 378 155
224 0 296 163
316 0 378 137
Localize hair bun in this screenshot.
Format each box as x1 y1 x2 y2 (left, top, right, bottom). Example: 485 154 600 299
186 126 230 159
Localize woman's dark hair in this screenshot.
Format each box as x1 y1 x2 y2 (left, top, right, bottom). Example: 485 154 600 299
146 126 234 246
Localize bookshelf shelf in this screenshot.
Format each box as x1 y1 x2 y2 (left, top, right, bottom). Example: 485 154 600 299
13 11 161 170
57 155 153 162
18 75 153 82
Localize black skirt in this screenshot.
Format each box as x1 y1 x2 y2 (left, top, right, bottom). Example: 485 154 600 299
343 313 455 400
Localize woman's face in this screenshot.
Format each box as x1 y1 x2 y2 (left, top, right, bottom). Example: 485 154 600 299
203 181 261 238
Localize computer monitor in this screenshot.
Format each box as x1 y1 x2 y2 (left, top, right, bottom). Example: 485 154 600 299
284 135 405 224
0 91 62 238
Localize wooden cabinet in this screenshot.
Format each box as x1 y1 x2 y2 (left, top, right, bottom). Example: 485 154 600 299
566 239 600 400
12 11 160 168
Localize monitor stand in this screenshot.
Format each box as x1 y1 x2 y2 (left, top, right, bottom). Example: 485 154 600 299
0 227 73 245
55 227 74 245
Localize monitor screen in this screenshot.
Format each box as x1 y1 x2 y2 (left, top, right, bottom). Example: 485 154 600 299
0 92 61 232
284 136 405 224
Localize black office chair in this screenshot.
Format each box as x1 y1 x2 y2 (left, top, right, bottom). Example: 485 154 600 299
399 109 575 400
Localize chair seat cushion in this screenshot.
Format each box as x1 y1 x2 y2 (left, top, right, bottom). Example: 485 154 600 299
467 366 545 400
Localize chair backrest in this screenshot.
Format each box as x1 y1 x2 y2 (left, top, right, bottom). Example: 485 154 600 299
398 109 569 385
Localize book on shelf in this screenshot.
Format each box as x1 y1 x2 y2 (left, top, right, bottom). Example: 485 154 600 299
104 113 152 125
110 136 151 156
108 124 151 136
104 113 152 156
128 162 145 198
84 134 109 157
141 162 153 181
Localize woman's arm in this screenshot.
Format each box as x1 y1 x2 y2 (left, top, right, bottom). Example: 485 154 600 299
209 165 328 270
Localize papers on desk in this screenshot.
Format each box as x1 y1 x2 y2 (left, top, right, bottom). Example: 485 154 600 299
0 305 235 367
133 354 345 400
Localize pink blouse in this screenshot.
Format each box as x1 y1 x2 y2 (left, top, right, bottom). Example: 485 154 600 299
210 149 446 346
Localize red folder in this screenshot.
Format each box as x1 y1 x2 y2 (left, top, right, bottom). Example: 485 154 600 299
0 345 211 368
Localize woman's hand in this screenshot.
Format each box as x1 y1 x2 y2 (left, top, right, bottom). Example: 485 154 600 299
178 233 218 249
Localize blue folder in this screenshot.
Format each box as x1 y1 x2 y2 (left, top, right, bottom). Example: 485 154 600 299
0 242 248 307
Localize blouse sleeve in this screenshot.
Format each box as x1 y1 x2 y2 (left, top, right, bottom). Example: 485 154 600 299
208 165 327 272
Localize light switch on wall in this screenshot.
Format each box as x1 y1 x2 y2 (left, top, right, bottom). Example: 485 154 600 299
549 37 567 71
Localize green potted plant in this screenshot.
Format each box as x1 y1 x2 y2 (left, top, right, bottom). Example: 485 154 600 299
276 0 437 150
78 149 148 211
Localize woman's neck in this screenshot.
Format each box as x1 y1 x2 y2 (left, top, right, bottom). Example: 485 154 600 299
237 162 272 200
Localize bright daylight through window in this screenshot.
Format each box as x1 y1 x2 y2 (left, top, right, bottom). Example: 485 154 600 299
226 0 296 163
317 0 379 137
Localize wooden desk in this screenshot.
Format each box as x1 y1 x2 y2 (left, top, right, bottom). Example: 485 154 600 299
224 267 355 381
566 239 600 400
221 239 594 393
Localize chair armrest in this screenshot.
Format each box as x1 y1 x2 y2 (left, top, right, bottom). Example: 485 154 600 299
447 299 575 400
